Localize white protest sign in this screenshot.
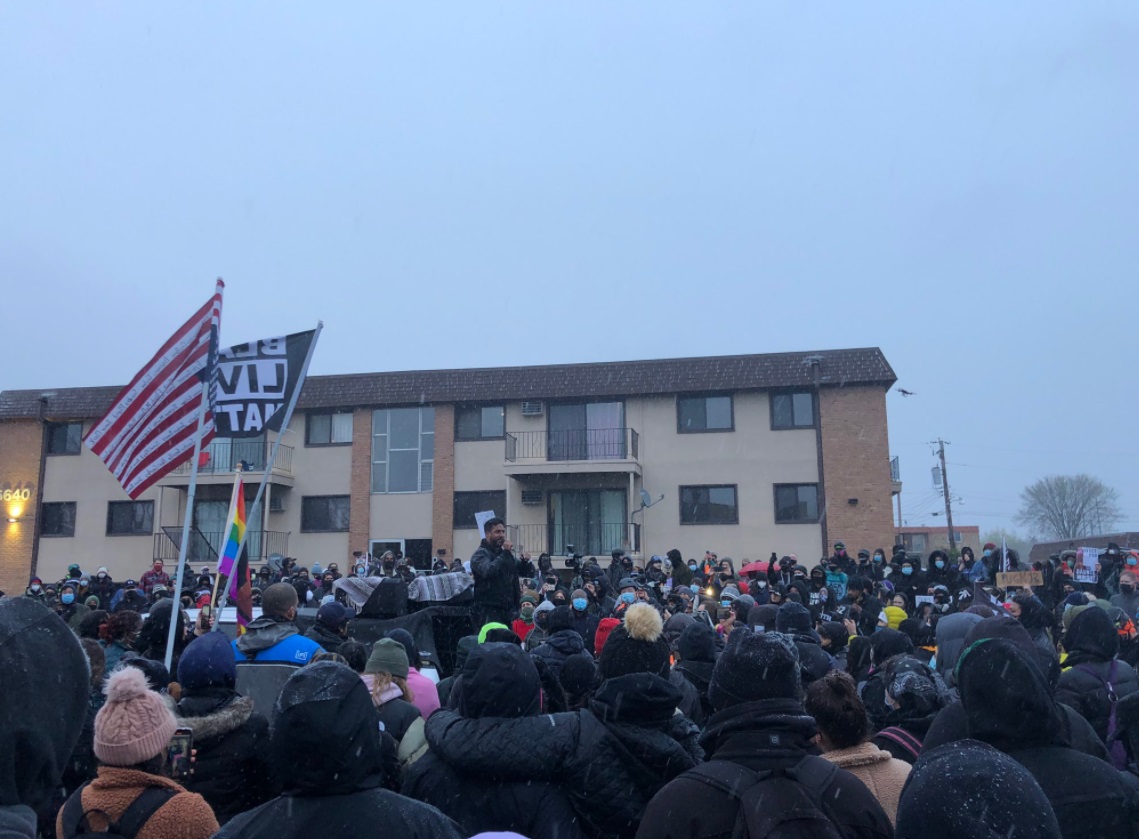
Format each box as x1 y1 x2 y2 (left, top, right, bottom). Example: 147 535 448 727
1075 547 1099 584
914 595 935 606
474 510 497 537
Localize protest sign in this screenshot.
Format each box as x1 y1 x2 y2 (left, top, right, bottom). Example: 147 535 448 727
474 510 497 536
914 595 935 606
996 570 1044 588
1075 547 1099 584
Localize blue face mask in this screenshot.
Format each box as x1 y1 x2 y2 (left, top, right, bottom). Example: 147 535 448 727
873 555 883 562
620 592 636 605
934 560 945 570
688 563 698 571
983 549 992 559
61 593 75 605
690 584 700 594
720 600 732 608
902 567 913 576
572 597 588 611
1128 557 1138 567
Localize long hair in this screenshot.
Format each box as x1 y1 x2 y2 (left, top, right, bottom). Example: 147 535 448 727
368 672 414 706
99 610 142 644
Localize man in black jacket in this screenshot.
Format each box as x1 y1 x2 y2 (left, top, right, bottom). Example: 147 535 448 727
470 517 529 628
637 629 893 839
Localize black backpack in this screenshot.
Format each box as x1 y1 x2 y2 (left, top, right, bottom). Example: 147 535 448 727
60 784 176 839
688 756 844 839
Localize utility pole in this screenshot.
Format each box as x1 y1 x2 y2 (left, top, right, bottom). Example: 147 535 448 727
936 439 956 554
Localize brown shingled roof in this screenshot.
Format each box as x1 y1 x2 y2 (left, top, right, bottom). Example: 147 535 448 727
0 347 896 421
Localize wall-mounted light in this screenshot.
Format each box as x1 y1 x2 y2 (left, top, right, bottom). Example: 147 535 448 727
6 517 19 524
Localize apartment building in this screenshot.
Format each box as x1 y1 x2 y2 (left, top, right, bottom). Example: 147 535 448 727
0 348 899 592
895 525 983 556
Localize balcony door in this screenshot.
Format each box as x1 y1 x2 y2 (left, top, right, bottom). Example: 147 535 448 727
192 494 262 562
547 402 625 461
549 490 627 556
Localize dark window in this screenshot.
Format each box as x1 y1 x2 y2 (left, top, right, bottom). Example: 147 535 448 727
679 485 739 525
771 392 815 429
306 412 353 446
301 495 351 532
106 501 153 536
41 502 76 537
455 406 505 440
46 422 83 455
677 395 734 433
453 490 506 529
774 484 820 523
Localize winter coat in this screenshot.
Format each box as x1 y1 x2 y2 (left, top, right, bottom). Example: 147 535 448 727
302 623 347 654
822 742 911 825
425 672 703 839
470 540 527 614
568 609 600 653
958 636 1139 839
635 698 893 839
232 615 323 664
214 662 461 839
671 662 714 726
933 612 982 686
1112 589 1139 620
139 569 172 595
870 707 938 764
364 676 427 764
531 629 587 680
789 632 838 687
406 668 441 720
101 640 132 675
1056 606 1139 744
175 690 274 824
57 767 217 839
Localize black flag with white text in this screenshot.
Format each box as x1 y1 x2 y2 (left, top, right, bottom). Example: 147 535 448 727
213 330 315 438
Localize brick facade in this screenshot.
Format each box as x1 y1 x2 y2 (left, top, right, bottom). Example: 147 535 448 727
431 405 455 558
348 409 372 555
0 420 44 595
818 387 895 555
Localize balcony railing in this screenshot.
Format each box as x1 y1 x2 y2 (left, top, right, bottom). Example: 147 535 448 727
170 440 294 476
505 428 639 463
153 530 289 564
890 456 900 482
507 522 640 558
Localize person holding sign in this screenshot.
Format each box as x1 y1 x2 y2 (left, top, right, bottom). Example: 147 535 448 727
470 517 530 628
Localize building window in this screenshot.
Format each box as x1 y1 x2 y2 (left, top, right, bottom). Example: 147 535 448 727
371 408 434 493
902 533 928 554
677 395 734 433
301 495 351 532
453 490 506 529
41 502 76 537
306 412 353 446
455 405 505 441
106 501 154 536
771 392 815 429
774 484 820 523
679 485 739 525
45 422 83 455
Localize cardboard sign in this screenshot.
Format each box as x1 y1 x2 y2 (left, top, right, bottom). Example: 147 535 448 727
474 510 497 536
996 571 1044 588
1074 547 1099 584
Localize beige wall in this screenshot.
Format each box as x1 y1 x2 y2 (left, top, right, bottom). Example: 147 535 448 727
278 414 354 566
370 493 433 548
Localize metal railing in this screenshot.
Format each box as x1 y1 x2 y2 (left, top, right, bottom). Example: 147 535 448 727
170 440 294 476
890 456 900 482
507 522 639 557
153 530 289 563
505 428 639 463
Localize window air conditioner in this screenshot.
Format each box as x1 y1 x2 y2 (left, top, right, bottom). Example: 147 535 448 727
520 401 544 417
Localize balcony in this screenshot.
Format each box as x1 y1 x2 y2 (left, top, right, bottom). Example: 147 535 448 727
507 522 640 559
504 428 641 478
163 439 294 486
153 529 289 564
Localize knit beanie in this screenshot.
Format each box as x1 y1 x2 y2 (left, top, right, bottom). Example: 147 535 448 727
709 629 801 710
1063 603 1093 632
177 632 237 690
884 605 908 630
365 638 409 679
520 592 539 606
597 603 670 680
775 601 813 635
94 667 177 766
547 605 574 634
595 617 621 656
478 622 510 643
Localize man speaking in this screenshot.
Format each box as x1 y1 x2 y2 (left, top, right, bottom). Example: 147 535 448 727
470 517 530 628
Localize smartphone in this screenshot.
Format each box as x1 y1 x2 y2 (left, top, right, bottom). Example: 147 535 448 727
166 728 193 781
696 609 715 629
200 605 212 619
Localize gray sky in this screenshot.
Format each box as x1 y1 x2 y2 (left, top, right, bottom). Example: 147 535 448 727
3 2 1137 539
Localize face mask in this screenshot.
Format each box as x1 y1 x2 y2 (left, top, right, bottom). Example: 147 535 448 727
720 600 732 608
98 573 107 579
620 592 636 605
983 549 992 558
61 593 75 605
355 566 366 575
521 605 535 621
873 555 883 563
902 567 913 576
934 560 945 569
572 598 588 612
756 580 767 589
30 584 41 593
1122 585 1135 595
153 567 163 574
1128 558 1138 567
690 584 700 594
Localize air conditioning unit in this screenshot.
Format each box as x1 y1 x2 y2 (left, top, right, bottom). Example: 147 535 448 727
520 401 544 417
521 490 543 506
269 495 286 513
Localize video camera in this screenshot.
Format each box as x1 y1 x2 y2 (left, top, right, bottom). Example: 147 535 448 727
564 545 583 568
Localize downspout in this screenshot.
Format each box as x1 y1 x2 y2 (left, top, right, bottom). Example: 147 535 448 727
805 357 828 558
30 396 50 579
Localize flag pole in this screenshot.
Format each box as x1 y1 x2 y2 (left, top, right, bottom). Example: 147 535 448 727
164 384 212 672
213 321 323 627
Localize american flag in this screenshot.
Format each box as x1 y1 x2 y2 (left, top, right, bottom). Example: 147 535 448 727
85 281 224 498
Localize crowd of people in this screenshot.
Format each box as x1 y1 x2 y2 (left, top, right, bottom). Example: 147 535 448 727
3 518 1139 839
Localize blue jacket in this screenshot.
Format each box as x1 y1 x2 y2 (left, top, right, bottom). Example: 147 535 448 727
231 617 323 664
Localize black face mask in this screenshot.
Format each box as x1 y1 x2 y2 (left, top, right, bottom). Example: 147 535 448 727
1122 585 1135 595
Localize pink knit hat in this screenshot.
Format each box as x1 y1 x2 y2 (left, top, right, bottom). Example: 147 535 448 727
94 667 177 766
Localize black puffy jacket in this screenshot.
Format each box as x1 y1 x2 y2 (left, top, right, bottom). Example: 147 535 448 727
302 623 346 655
1056 606 1139 744
531 629 587 680
470 540 527 613
425 672 702 838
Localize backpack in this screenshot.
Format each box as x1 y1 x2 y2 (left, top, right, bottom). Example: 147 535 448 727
874 725 923 762
689 756 844 839
60 784 176 839
1076 660 1128 770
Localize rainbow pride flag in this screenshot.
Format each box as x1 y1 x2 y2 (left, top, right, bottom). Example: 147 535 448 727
216 473 246 581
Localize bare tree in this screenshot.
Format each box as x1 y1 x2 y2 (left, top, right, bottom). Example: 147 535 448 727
1015 474 1122 540
981 528 1032 558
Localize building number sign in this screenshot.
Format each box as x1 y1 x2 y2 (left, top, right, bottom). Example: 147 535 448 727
1 482 34 502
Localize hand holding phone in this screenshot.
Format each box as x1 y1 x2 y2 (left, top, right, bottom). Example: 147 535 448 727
166 728 193 781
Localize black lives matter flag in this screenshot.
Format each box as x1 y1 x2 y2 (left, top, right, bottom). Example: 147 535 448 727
213 330 316 438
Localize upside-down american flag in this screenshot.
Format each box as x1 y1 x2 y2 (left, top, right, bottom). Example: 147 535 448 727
85 281 224 498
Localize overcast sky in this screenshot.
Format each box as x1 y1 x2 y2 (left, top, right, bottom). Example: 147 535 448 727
2 3 1136 540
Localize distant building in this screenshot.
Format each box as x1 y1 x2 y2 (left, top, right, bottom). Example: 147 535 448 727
1029 532 1139 566
895 524 982 556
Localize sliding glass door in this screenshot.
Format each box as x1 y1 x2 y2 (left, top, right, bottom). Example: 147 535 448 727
547 402 625 461
549 490 627 556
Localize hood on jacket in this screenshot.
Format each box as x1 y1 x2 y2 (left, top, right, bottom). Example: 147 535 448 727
0 598 89 812
663 613 695 647
1064 605 1119 662
933 612 983 682
963 615 1060 689
270 661 385 796
543 629 586 656
957 638 1065 752
235 615 298 655
459 643 541 719
677 622 718 664
590 673 682 729
870 628 914 666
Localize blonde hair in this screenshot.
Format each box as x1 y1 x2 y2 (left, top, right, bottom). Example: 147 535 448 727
369 672 414 706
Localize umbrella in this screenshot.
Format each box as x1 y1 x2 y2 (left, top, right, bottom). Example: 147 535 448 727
741 561 768 575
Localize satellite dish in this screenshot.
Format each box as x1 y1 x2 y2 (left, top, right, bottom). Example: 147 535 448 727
640 489 653 508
